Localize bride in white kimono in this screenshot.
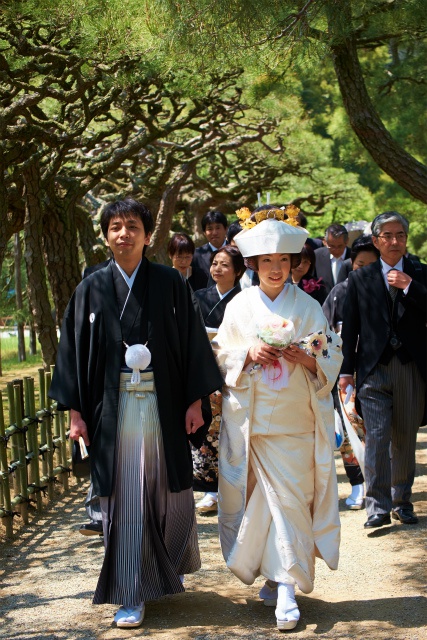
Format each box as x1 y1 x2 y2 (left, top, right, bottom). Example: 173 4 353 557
212 208 342 631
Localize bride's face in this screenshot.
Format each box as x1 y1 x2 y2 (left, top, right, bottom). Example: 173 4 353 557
257 253 291 298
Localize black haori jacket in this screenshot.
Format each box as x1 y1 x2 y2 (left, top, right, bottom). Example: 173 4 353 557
49 258 223 497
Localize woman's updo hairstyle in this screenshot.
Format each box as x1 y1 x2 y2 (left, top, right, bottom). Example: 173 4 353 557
210 245 245 284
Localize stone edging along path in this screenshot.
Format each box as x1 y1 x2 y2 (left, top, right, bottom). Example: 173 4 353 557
0 428 426 640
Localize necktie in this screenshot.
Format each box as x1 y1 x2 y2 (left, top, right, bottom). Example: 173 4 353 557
332 258 340 284
388 269 399 302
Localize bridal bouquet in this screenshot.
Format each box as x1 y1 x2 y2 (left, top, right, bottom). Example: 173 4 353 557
256 314 296 349
254 315 333 390
255 315 295 390
257 314 333 359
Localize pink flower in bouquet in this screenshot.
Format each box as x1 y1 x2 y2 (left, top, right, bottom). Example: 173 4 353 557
256 314 296 348
302 277 323 294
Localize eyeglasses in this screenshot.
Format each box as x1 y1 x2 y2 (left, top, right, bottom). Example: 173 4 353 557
173 254 193 261
376 233 407 242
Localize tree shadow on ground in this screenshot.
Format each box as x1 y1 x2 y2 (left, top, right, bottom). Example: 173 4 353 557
3 591 426 640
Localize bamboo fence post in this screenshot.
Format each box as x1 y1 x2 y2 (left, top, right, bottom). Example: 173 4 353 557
38 369 55 500
0 393 13 538
24 377 43 512
7 382 19 498
49 365 70 490
0 369 79 540
13 383 28 524
37 369 49 490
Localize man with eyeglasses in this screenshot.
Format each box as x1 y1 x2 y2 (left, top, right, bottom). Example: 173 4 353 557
314 223 351 294
339 211 426 530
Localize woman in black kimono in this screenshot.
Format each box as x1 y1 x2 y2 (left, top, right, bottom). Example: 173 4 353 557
193 245 245 512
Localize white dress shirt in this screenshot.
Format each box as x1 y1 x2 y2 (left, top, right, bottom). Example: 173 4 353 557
330 250 347 285
380 258 411 295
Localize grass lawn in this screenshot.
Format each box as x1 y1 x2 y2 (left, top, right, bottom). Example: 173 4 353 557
0 333 44 385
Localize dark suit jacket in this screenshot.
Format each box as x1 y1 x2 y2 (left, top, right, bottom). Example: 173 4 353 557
341 258 427 408
188 266 208 291
336 258 352 284
192 243 215 278
314 246 351 294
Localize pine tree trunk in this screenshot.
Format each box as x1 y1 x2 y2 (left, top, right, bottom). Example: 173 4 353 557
146 164 193 260
22 164 58 367
75 204 108 269
328 2 427 203
43 200 81 326
28 319 37 356
14 233 26 362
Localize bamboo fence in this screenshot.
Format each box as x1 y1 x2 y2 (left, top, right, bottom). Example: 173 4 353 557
0 368 74 538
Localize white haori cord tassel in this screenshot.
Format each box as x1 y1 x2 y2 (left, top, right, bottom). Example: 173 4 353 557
124 342 151 384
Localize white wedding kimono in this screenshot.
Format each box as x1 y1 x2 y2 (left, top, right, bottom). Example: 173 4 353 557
213 284 342 594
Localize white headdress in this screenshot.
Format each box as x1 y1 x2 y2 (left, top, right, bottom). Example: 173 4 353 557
233 206 309 257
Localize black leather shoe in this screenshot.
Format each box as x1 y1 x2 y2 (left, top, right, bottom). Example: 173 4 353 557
364 513 391 529
392 509 419 525
79 522 103 536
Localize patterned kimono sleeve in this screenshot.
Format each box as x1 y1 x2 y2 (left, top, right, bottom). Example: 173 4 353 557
298 300 343 398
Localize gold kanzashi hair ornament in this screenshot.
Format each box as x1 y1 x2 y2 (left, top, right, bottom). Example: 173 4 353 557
236 204 300 230
282 204 300 227
254 208 286 224
236 207 256 230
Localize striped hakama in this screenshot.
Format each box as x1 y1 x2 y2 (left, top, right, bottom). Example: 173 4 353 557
94 372 200 606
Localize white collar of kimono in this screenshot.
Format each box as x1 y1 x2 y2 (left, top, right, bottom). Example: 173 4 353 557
114 259 142 289
216 284 234 300
256 285 287 314
113 260 141 320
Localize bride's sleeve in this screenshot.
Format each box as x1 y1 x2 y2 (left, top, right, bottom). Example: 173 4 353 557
299 301 343 397
211 302 253 388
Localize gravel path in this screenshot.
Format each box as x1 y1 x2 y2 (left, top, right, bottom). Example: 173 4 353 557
0 428 426 640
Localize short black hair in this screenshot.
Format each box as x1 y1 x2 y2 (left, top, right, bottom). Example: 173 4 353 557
227 221 243 243
296 211 308 228
298 243 316 275
201 210 228 232
350 235 380 263
167 233 195 257
325 223 348 241
100 199 154 238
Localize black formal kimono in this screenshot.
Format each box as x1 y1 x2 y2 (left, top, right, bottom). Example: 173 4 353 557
195 283 241 328
49 258 223 498
192 284 241 493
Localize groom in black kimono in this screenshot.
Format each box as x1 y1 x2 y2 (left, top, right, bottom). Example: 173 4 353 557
49 199 223 628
